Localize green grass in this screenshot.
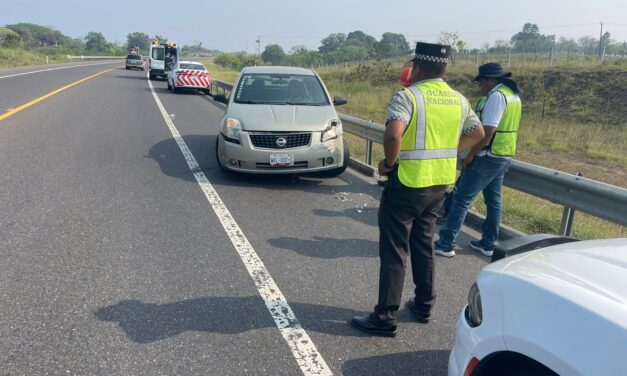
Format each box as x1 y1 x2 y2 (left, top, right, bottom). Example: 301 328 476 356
0 48 67 68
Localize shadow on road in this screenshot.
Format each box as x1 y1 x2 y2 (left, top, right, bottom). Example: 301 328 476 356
113 74 147 80
267 236 378 258
313 207 378 227
147 135 383 201
95 296 370 342
342 350 450 376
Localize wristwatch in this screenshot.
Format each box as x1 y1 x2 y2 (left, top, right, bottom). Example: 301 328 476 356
383 159 397 169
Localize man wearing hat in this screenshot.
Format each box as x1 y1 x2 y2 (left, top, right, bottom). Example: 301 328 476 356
434 62 522 258
350 42 485 336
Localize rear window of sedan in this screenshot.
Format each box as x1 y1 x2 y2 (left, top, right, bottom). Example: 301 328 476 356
234 73 329 105
179 63 205 70
127 54 142 60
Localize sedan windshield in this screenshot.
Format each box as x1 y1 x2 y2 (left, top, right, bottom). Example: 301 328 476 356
234 74 329 105
180 63 205 70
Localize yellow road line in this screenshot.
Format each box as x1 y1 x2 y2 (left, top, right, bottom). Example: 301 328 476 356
0 67 118 122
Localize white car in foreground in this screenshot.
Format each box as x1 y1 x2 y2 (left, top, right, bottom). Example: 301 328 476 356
167 61 211 94
450 237 627 376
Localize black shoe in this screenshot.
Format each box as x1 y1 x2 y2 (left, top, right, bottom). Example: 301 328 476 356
350 314 397 337
406 299 431 323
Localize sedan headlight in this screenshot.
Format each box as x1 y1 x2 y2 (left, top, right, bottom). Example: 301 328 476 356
321 120 342 142
223 118 242 143
466 282 483 327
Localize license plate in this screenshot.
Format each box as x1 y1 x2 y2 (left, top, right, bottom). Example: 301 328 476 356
270 154 294 166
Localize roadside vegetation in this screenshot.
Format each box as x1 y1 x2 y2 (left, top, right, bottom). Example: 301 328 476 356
206 54 626 240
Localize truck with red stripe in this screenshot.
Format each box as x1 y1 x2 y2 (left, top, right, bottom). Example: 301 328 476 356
167 61 212 95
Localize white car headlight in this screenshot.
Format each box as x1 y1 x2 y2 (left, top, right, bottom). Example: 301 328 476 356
223 118 242 141
321 120 342 142
467 282 483 327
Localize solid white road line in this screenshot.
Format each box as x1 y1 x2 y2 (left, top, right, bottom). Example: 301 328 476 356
0 61 121 80
147 74 333 376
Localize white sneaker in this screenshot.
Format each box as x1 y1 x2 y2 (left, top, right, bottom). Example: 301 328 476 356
435 247 455 258
469 240 494 257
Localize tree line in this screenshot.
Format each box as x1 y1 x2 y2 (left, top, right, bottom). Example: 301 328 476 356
0 23 215 58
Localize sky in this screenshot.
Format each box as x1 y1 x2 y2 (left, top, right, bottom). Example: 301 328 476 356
2 0 627 52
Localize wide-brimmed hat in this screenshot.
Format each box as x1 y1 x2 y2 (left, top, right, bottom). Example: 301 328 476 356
473 62 512 82
409 42 451 64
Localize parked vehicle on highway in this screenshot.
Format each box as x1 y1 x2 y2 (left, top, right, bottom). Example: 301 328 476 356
167 61 211 94
213 66 349 176
148 40 178 80
125 54 144 70
449 237 627 376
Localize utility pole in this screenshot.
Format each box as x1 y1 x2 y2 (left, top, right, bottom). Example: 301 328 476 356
598 21 604 60
256 36 261 57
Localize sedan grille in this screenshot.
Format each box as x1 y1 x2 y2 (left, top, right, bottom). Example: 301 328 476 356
249 133 311 149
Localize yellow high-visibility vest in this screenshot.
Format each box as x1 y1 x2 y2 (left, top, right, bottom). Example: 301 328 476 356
398 80 469 188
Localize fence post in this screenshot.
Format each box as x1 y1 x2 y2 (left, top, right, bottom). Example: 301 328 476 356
365 139 373 165
559 172 583 236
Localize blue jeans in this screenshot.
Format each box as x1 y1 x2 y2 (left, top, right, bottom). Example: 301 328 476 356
435 156 511 251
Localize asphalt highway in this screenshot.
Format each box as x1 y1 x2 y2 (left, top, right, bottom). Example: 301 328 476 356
0 63 488 375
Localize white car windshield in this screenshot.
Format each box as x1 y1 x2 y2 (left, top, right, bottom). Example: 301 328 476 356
234 74 329 105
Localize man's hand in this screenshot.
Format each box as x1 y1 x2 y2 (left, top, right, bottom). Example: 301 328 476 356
378 159 394 176
462 154 475 168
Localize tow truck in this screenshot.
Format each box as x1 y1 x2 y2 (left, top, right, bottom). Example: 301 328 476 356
148 40 178 80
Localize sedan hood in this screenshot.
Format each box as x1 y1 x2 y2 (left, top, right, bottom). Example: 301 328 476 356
502 238 627 307
227 103 338 132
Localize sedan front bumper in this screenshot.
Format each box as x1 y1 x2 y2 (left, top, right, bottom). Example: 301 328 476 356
217 132 344 174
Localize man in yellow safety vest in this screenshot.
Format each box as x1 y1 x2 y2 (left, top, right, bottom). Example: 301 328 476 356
350 42 485 336
434 62 522 258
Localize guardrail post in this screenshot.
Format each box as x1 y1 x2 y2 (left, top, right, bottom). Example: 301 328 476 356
365 139 373 165
558 172 583 236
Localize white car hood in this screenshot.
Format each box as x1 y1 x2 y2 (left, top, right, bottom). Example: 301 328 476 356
502 238 627 312
227 102 337 132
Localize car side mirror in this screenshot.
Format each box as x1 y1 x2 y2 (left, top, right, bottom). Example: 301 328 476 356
333 96 348 106
214 93 228 104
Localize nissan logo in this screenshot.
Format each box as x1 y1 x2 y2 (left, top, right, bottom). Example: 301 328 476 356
276 137 287 147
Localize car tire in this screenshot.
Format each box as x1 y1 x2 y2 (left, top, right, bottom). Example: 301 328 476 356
320 140 350 177
149 73 155 80
125 67 129 70
215 137 233 173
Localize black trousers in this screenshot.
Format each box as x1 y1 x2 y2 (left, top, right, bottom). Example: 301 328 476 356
376 171 447 317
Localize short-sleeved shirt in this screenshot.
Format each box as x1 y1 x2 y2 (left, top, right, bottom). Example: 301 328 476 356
477 83 510 158
386 78 482 135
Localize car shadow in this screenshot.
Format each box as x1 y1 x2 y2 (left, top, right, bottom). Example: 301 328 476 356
95 296 371 342
267 236 378 258
114 74 147 80
147 135 383 200
342 350 450 376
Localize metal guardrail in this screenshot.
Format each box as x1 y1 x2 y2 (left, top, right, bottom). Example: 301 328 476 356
209 79 627 231
66 55 125 62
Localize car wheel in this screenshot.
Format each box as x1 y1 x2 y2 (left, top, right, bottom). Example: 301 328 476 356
149 73 155 80
125 67 129 70
204 89 211 95
215 137 233 173
320 140 350 177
